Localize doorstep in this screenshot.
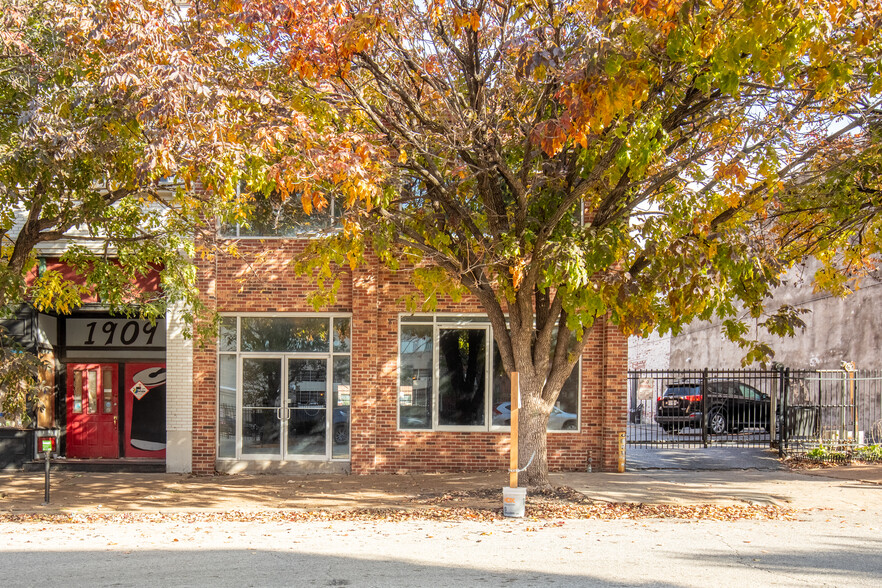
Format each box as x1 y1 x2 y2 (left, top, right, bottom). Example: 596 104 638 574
22 458 165 473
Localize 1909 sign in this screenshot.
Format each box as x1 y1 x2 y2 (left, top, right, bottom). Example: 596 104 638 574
66 318 166 348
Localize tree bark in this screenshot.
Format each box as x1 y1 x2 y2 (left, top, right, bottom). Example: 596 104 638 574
519 383 551 488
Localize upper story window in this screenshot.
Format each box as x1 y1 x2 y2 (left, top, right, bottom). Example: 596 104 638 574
221 187 339 238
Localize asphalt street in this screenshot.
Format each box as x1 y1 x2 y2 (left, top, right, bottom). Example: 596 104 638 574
2 512 881 587
2 458 881 587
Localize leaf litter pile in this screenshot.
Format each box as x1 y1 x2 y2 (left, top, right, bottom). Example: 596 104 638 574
0 486 795 524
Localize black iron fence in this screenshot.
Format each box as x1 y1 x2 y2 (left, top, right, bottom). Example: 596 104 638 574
628 369 782 448
628 368 882 453
781 369 882 456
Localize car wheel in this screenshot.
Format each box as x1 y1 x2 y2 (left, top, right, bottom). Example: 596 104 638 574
708 411 727 435
563 421 577 431
333 424 348 445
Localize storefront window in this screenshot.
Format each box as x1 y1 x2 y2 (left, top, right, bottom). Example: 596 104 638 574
333 317 351 352
398 324 433 429
332 356 351 459
217 314 351 461
219 317 237 352
438 328 486 427
218 354 237 458
398 315 581 432
240 316 329 353
491 345 581 431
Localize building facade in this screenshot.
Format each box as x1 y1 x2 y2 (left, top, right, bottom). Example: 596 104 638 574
165 237 629 475
0 261 168 469
4 206 628 474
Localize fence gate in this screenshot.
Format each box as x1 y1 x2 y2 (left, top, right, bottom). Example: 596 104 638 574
781 369 882 456
627 369 782 449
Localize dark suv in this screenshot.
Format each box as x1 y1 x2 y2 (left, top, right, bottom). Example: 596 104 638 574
656 380 772 434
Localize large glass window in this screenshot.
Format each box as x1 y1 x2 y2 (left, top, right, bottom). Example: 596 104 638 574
218 354 237 458
216 315 351 461
438 328 486 427
398 315 581 432
240 316 329 353
221 189 339 237
398 324 433 429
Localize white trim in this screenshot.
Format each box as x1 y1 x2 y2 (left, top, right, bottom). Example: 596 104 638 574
396 312 582 434
216 313 352 463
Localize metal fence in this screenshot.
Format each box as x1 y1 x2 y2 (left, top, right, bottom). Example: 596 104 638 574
628 369 782 448
781 369 882 455
628 368 882 454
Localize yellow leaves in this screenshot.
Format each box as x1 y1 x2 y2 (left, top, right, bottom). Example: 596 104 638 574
29 271 88 314
722 192 741 208
398 149 408 164
852 27 874 47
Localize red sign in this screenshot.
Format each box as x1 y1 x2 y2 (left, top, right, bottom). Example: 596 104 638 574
38 436 56 453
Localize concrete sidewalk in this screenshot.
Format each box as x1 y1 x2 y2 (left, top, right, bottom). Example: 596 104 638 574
1 463 880 514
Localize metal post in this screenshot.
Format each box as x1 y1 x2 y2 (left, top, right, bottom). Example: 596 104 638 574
770 368 778 450
43 450 50 504
781 367 790 457
849 370 857 444
701 368 709 448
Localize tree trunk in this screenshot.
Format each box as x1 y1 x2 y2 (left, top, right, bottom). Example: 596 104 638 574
518 385 551 488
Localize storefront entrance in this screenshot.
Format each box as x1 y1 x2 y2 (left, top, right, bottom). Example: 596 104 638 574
216 315 351 464
66 364 119 458
242 357 330 458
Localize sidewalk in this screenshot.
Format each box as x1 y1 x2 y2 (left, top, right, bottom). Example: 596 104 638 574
1 464 880 514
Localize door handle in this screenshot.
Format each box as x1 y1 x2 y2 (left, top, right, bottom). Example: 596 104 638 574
113 416 118 427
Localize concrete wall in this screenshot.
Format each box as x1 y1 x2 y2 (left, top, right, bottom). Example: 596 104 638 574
630 262 882 371
628 332 671 371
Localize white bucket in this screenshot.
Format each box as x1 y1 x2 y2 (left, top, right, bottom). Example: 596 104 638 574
502 486 527 518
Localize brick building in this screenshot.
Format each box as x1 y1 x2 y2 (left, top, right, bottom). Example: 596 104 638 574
4 203 628 475
164 230 629 475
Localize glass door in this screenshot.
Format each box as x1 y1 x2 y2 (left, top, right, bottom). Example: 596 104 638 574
286 358 328 456
241 358 282 456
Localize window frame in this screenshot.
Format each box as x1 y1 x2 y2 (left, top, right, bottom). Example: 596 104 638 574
216 312 352 462
219 184 340 239
397 313 581 434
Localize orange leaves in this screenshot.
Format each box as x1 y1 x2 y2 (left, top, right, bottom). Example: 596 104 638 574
553 70 650 146
714 161 749 186
631 0 687 20
532 120 568 157
449 9 481 34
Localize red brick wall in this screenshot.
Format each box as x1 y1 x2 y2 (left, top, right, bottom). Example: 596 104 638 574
191 239 628 474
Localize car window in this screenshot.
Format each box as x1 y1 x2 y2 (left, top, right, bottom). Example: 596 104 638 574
738 384 762 400
708 382 737 396
664 385 701 397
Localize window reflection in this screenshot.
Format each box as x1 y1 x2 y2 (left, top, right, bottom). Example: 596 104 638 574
438 329 486 427
398 325 433 429
240 317 329 352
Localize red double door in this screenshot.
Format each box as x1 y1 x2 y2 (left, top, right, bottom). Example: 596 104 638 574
66 364 119 459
